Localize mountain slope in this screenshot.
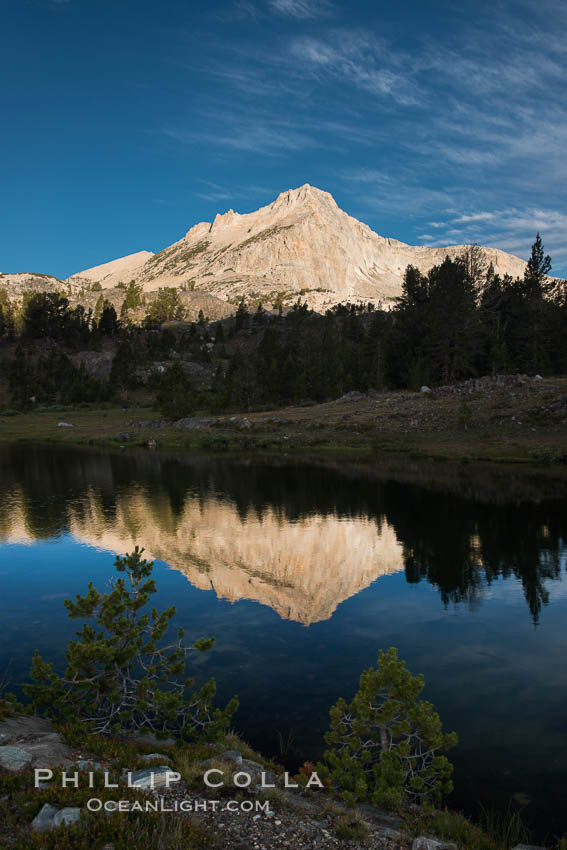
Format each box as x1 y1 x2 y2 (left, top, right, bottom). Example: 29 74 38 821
68 250 154 289
2 186 529 311
65 185 527 309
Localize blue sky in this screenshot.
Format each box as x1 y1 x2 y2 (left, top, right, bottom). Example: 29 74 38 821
2 0 566 278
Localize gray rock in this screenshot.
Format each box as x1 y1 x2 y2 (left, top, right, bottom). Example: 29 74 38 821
140 752 171 763
511 845 547 850
17 735 73 768
358 803 403 831
0 716 53 741
228 416 252 429
53 807 81 827
200 753 277 787
219 750 243 764
127 766 178 789
0 715 73 770
377 826 404 839
420 386 431 394
121 731 176 748
0 745 33 772
57 421 74 428
339 390 364 402
412 839 457 850
232 758 278 787
173 417 215 430
75 759 103 771
31 803 60 831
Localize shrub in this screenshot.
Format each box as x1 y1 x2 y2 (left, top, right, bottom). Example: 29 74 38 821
321 647 457 809
25 548 238 739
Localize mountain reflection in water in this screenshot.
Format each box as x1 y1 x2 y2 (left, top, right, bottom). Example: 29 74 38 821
1 444 566 624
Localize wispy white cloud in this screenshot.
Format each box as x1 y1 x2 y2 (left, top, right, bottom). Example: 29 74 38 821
343 168 460 218
163 117 320 157
194 180 274 203
288 33 421 106
454 212 497 224
420 208 567 269
269 0 335 20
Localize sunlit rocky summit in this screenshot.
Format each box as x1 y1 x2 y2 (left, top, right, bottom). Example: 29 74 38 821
2 185 527 312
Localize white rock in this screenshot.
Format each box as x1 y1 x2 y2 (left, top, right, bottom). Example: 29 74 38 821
420 386 431 394
57 421 74 428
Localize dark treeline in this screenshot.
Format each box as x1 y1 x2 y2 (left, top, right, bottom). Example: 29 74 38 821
1 235 566 415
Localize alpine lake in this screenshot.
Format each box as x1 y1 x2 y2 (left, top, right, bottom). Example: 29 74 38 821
1 443 566 838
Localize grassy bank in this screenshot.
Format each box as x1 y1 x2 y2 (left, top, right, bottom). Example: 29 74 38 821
1 374 567 465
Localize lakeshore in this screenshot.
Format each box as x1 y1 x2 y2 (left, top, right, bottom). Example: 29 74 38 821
1 373 567 465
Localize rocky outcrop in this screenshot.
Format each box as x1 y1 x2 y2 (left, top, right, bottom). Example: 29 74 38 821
0 717 72 773
0 272 68 298
0 716 73 769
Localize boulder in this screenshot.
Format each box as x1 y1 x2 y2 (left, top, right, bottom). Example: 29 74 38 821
218 750 243 764
0 745 33 772
412 839 457 850
140 753 172 763
0 716 73 768
31 803 60 831
339 391 364 402
200 752 278 787
0 716 53 742
17 734 73 768
230 758 279 787
53 807 81 827
511 845 547 850
126 766 178 789
173 417 215 430
75 759 103 771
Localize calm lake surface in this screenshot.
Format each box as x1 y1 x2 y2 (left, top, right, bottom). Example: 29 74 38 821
1 444 567 836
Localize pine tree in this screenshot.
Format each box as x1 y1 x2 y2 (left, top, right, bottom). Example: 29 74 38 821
234 299 249 331
524 233 552 296
25 548 238 738
156 363 195 419
321 648 457 809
